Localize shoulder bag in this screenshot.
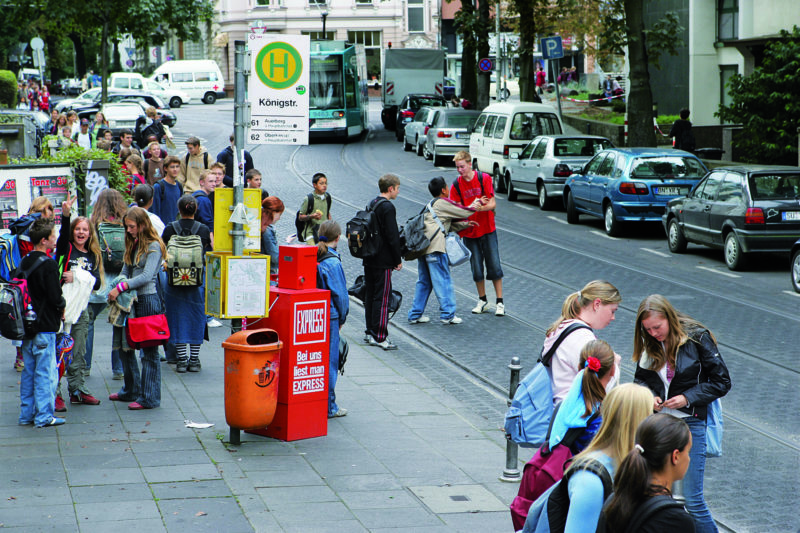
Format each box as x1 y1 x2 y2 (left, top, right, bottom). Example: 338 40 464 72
426 201 471 267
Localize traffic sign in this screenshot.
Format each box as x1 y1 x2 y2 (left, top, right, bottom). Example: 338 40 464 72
478 58 494 73
30 37 44 51
540 36 564 60
247 34 310 145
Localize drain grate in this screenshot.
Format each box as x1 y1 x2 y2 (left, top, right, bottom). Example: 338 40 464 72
450 495 470 502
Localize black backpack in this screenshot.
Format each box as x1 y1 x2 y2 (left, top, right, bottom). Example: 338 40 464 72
547 459 613 533
346 197 387 259
295 192 332 243
400 200 439 262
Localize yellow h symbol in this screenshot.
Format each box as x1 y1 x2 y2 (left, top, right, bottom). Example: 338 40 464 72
269 51 289 79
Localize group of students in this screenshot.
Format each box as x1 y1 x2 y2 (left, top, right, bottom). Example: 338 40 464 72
514 280 731 533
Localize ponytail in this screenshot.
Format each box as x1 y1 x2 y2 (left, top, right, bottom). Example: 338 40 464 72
578 339 616 418
546 280 621 335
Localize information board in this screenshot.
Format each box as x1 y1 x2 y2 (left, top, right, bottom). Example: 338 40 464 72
247 34 310 145
205 253 270 319
213 188 262 253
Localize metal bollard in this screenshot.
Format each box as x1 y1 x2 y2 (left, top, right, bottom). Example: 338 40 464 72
500 356 522 482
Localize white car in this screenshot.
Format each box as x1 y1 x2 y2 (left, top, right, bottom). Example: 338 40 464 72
100 103 145 137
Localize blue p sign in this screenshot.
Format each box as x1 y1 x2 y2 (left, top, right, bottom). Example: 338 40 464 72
540 36 564 60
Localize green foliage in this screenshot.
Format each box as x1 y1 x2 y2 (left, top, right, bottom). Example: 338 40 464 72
611 98 626 113
717 26 800 164
0 70 18 108
599 3 684 69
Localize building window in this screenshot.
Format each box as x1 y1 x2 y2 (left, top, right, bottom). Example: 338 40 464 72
408 0 425 33
302 31 336 40
355 0 372 5
347 31 381 48
308 0 326 4
719 64 738 123
718 0 738 41
255 0 269 5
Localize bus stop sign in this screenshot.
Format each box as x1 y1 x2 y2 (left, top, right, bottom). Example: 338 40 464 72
540 36 564 60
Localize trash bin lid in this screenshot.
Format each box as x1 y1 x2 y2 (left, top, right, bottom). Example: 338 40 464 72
222 328 282 351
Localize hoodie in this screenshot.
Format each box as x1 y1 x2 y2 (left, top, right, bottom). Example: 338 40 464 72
542 319 596 403
179 146 209 193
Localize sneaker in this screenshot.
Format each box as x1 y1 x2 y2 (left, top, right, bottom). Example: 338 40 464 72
187 359 202 372
472 299 489 314
54 395 67 412
36 417 65 428
373 339 398 351
112 373 124 380
441 316 463 325
363 334 372 344
13 356 24 372
207 317 223 328
409 316 430 324
70 392 101 405
328 407 348 418
176 360 188 373
495 302 506 317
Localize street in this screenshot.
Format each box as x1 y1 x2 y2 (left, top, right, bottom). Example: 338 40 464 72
173 98 798 532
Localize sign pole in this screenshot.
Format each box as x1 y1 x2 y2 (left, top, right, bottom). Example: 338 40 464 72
552 61 563 122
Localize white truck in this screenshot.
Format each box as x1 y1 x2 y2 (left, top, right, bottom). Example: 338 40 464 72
380 48 445 130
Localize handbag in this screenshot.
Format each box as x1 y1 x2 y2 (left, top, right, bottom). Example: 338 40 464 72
347 274 402 319
427 201 472 267
126 313 170 349
705 398 723 457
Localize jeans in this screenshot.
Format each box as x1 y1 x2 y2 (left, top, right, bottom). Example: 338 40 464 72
19 332 57 426
328 319 340 416
463 231 504 282
408 253 456 321
87 302 122 375
57 310 91 398
683 416 718 533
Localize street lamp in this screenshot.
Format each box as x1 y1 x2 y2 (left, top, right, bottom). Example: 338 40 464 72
321 11 328 40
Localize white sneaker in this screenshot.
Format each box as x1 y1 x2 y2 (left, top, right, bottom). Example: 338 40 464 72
409 316 431 324
495 302 505 316
207 318 223 328
328 407 348 418
472 299 489 314
441 316 463 325
371 339 398 351
363 334 372 344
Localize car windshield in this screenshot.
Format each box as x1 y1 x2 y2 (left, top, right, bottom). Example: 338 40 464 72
79 89 101 101
446 115 478 129
554 138 612 157
749 173 800 199
629 156 706 179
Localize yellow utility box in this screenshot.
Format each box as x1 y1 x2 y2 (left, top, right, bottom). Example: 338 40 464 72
214 188 263 253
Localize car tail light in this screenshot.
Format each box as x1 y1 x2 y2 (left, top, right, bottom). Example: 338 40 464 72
437 131 452 138
400 110 415 118
619 182 649 195
553 164 571 178
503 145 510 157
424 125 430 135
745 207 765 224
335 111 344 118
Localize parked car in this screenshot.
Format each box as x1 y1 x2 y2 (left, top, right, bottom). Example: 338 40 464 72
58 78 82 96
66 90 176 128
394 93 447 142
423 108 481 166
92 103 145 139
664 166 800 270
506 135 613 209
55 87 102 112
402 106 438 156
791 238 800 292
110 72 191 108
564 148 708 236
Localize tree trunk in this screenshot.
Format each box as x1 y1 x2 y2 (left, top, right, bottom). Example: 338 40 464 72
517 0 536 102
101 16 109 104
460 0 477 104
624 0 656 147
69 33 87 77
476 0 491 109
112 37 122 73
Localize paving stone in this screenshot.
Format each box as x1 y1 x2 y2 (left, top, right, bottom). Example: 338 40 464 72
0 503 77 528
269 501 355 526
135 449 212 467
74 499 160 522
247 467 327 488
0 485 72 508
67 466 146 486
350 506 444 529
70 483 154 504
77 519 167 533
150 479 233 500
324 473 406 493
256 485 339 508
142 463 221 483
62 451 139 470
409 484 508 513
158 497 252 533
338 489 419 510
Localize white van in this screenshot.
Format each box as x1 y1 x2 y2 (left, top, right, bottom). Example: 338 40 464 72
150 60 226 104
109 72 192 108
469 102 563 193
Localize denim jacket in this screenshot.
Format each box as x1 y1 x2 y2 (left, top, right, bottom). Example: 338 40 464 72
316 248 348 325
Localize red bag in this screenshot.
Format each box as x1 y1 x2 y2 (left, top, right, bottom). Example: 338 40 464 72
126 314 170 349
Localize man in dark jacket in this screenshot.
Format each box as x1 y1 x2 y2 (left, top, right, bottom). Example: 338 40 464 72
217 133 254 187
363 174 402 350
669 108 695 152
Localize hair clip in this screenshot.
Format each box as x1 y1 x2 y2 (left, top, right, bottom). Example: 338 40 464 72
635 444 645 454
318 236 329 242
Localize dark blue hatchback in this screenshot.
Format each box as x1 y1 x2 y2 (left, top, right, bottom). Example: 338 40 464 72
563 148 708 236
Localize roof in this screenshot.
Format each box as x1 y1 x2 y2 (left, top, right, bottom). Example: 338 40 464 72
605 147 701 157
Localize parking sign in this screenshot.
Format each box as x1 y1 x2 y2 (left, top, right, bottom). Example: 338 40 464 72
540 36 564 60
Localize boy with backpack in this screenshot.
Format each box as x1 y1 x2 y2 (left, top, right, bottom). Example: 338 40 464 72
17 217 66 427
192 170 215 234
296 173 331 244
151 155 184 225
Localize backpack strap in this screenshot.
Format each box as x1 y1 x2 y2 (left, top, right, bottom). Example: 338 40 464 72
624 495 683 533
171 220 181 235
562 458 613 499
203 151 209 168
184 152 189 169
305 193 315 215
425 199 445 239
540 322 593 366
15 254 47 280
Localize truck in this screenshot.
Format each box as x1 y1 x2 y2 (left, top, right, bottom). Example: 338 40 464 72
380 48 445 131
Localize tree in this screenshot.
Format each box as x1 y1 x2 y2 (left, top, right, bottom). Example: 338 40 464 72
717 27 800 164
453 0 478 105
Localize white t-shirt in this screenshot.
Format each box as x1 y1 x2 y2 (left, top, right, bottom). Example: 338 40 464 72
75 131 92 149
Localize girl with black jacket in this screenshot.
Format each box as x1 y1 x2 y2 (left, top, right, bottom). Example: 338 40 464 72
632 295 731 533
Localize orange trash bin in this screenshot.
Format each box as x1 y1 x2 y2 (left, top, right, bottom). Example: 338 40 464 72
222 329 282 430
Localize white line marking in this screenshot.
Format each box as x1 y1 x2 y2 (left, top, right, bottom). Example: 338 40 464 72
782 290 800 298
547 216 568 225
696 266 741 278
515 204 534 211
640 248 670 258
590 230 617 241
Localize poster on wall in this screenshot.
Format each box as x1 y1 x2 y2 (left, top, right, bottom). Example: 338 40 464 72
0 179 19 230
0 164 73 232
31 175 69 219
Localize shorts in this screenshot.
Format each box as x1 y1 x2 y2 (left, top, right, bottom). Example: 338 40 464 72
463 231 503 282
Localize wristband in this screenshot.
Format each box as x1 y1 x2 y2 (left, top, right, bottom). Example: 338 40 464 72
117 282 126 293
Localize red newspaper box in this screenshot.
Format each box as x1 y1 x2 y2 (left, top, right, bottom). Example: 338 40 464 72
278 244 317 290
246 286 329 441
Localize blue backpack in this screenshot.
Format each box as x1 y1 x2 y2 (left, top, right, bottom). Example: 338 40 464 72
0 234 21 281
504 323 591 447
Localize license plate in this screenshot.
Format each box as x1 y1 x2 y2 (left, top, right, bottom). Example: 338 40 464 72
456 132 468 139
655 186 683 196
782 211 800 221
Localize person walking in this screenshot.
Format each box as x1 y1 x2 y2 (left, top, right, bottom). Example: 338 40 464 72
407 176 477 325
449 151 505 316
602 414 696 533
669 109 695 152
632 294 731 533
363 174 403 350
217 133 254 187
107 207 166 410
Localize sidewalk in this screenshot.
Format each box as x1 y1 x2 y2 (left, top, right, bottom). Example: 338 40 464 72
0 310 529 532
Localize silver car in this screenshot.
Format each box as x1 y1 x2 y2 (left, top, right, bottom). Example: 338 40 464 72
423 109 481 166
506 135 613 209
403 106 438 156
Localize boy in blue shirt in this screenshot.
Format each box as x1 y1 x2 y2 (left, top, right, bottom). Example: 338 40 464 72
151 155 183 225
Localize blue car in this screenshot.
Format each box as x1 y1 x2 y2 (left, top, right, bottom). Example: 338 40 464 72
563 148 708 236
